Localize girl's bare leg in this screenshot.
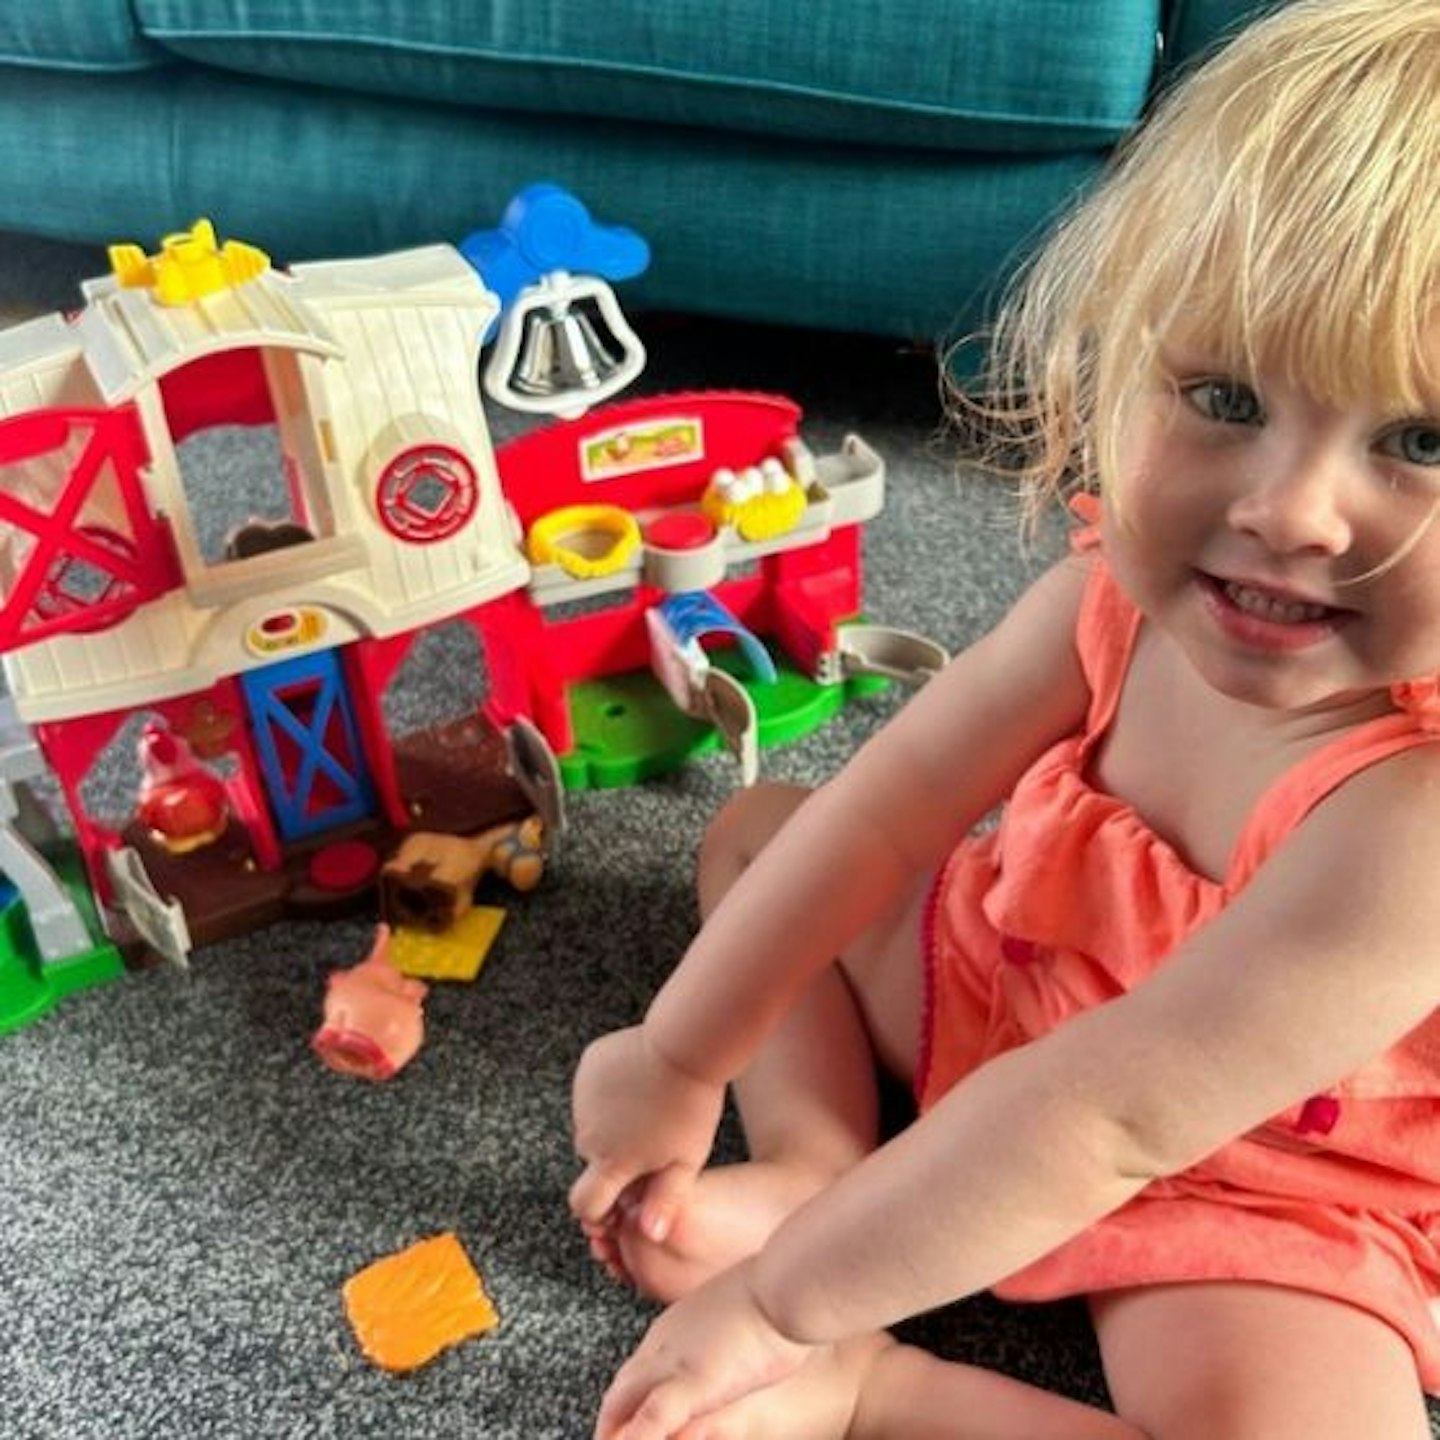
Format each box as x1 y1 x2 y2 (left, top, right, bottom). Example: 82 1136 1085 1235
596 783 927 1301
1093 1281 1431 1439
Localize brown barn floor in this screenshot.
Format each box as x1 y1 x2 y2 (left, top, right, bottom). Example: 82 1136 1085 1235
121 716 533 950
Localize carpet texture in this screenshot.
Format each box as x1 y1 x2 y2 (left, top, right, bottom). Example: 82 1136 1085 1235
0 232 1434 1440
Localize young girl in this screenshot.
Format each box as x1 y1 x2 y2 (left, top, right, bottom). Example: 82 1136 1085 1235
570 1 1440 1434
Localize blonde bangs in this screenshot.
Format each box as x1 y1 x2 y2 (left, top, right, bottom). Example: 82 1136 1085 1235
1138 6 1440 415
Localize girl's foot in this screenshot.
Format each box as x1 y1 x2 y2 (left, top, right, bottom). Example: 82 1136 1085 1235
596 1160 838 1302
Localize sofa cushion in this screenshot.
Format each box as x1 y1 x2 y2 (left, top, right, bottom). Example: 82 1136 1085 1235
1164 0 1286 71
0 65 1102 344
0 6 168 72
130 0 1162 152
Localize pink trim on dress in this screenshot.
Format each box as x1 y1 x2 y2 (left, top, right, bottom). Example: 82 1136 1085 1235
912 861 950 1109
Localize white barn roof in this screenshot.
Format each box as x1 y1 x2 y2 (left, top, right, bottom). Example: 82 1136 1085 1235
73 269 343 405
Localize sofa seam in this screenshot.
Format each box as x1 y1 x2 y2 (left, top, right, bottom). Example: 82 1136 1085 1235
0 53 170 74
137 29 1148 132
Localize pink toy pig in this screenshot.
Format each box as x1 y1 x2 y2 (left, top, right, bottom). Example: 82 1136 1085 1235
312 924 428 1081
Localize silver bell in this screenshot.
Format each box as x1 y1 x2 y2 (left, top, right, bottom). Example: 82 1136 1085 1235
484 271 646 419
511 301 623 399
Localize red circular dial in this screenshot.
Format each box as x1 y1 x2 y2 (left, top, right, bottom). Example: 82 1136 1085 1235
375 445 479 543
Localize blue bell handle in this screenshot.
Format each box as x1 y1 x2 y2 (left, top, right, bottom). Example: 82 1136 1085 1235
460 183 650 313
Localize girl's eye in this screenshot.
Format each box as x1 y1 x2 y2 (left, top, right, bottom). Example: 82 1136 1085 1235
1181 379 1264 426
1378 424 1440 467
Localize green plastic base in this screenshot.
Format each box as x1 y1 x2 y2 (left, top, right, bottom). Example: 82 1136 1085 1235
0 845 125 1036
557 651 887 790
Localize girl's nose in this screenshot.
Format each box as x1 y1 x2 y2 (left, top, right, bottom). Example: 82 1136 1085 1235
1226 449 1353 556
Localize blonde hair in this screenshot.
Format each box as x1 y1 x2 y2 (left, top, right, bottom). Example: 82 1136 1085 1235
963 0 1440 521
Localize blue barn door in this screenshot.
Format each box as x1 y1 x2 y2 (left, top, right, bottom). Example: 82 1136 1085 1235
240 650 375 842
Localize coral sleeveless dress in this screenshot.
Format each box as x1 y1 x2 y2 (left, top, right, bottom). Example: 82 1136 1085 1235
916 556 1440 1387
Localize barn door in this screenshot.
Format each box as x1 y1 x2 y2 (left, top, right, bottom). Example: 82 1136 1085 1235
239 650 375 842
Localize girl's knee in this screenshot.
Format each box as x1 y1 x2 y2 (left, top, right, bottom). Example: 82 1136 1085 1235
701 782 809 860
698 783 810 911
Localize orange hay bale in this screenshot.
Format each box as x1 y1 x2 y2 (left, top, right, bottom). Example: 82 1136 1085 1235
342 1231 499 1372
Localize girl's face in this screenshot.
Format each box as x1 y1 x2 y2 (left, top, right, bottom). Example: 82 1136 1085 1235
1102 327 1440 716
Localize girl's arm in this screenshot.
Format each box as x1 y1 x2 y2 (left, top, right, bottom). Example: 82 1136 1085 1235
597 736 1440 1437
571 556 1094 1227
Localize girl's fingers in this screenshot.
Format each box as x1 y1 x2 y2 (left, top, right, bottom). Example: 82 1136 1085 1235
569 1160 630 1226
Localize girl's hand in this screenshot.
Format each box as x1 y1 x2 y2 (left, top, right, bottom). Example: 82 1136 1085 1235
595 1261 811 1439
570 1024 726 1243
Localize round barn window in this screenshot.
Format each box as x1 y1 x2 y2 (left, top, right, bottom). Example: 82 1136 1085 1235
375 444 479 543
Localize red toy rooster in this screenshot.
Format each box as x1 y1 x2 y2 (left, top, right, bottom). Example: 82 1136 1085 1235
135 719 230 853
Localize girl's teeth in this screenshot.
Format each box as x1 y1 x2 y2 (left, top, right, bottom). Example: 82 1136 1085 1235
1223 581 1330 624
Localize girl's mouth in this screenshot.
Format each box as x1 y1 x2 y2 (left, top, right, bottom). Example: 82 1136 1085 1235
1219 579 1333 625
1199 573 1351 649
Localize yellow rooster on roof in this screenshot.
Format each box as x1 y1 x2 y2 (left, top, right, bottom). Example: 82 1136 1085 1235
108 218 270 305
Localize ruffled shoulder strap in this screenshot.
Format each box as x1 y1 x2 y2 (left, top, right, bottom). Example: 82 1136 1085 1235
1067 491 1102 554
1389 676 1440 734
1071 547 1141 748
1228 712 1440 890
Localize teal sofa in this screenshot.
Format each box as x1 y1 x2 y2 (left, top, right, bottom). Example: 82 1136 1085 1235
0 2 1276 343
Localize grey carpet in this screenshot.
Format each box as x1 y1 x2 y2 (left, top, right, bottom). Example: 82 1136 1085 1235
1 232 1434 1440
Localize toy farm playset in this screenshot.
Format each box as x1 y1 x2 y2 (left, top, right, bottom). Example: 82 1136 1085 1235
0 186 944 1036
